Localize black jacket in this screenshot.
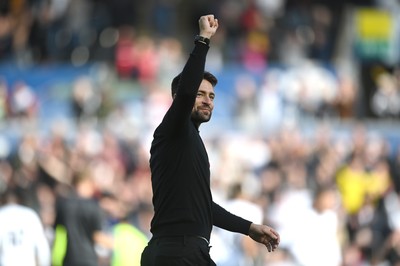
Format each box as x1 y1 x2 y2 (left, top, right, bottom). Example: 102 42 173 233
149 41 251 241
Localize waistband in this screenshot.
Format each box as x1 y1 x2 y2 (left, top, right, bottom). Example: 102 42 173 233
150 235 210 246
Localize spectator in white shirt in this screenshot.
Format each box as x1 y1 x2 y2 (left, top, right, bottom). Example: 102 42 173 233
0 188 51 266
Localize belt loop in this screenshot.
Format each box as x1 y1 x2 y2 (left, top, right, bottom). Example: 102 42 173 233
183 235 187 246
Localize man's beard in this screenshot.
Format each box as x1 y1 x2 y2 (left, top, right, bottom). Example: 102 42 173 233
191 108 212 123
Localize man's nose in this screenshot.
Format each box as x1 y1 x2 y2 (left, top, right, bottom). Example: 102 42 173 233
202 96 212 105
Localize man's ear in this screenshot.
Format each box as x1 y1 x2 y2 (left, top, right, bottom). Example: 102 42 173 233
173 93 176 99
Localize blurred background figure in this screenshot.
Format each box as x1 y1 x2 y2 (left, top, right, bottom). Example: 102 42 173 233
211 180 265 266
0 187 51 266
52 170 113 266
99 192 149 266
288 186 343 266
7 80 39 121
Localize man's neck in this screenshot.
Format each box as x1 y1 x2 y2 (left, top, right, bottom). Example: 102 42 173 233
192 120 201 131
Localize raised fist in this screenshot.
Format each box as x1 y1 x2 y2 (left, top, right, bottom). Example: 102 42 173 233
198 15 219 39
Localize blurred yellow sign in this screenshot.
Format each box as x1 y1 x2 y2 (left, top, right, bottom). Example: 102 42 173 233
354 8 397 62
356 8 392 39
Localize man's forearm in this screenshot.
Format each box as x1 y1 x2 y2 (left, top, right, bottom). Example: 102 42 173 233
176 42 209 98
212 201 252 235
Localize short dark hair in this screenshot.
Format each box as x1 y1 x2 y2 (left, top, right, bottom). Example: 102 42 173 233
171 71 218 97
0 187 24 205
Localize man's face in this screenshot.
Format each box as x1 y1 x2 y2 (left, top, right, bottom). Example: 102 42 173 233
191 79 215 124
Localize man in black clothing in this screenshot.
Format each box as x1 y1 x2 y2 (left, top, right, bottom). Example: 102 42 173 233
140 14 280 266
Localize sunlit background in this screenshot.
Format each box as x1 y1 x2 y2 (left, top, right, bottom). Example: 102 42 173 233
1 0 400 265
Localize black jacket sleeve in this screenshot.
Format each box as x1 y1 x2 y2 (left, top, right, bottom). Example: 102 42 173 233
212 201 252 235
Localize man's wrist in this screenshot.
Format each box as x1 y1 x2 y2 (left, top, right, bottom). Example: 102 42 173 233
194 35 210 46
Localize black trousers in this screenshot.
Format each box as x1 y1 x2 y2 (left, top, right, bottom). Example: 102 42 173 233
140 236 217 266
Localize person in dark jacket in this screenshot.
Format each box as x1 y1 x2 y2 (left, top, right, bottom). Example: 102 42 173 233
140 14 280 266
52 171 113 266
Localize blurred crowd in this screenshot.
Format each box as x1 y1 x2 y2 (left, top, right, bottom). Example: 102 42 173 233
1 79 400 265
0 0 392 66
1 0 400 266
